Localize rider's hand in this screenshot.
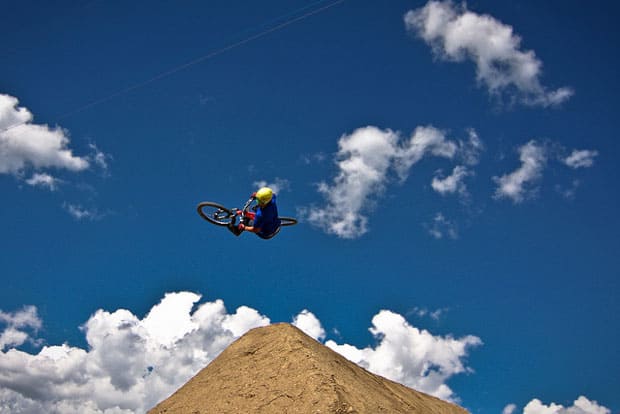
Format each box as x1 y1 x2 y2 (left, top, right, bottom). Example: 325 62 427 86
238 223 245 231
251 192 257 198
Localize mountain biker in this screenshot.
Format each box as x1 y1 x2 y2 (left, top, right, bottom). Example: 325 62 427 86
238 187 282 239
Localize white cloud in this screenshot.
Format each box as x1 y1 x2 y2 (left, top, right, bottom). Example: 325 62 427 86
0 293 270 414
395 126 458 180
555 179 580 200
493 140 546 203
140 292 201 346
429 309 445 320
0 329 29 352
432 165 471 196
0 306 41 351
25 173 60 191
563 149 598 169
0 94 89 175
503 403 518 414
431 130 482 199
426 212 458 239
459 129 484 166
408 306 448 321
0 306 41 329
515 396 611 414
300 152 327 165
325 310 481 402
305 126 459 238
305 126 399 239
252 177 290 195
88 143 111 172
222 306 270 338
63 203 104 221
292 310 326 341
0 293 480 411
404 1 573 107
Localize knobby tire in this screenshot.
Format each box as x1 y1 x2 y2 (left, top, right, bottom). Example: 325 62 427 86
197 202 233 226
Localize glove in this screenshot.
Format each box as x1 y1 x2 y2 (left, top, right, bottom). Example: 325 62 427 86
238 223 245 231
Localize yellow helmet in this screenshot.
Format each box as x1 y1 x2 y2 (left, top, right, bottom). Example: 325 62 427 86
256 187 273 204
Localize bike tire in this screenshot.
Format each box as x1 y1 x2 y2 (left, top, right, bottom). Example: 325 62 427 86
197 202 234 226
279 216 298 226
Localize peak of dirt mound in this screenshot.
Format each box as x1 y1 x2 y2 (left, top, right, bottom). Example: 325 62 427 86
148 323 468 414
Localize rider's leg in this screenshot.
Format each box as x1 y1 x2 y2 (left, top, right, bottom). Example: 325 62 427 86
227 215 243 236
256 226 281 240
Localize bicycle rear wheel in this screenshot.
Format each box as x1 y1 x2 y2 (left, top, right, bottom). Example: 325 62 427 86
279 217 298 226
197 202 234 226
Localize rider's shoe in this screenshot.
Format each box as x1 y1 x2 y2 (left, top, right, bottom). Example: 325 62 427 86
227 223 243 236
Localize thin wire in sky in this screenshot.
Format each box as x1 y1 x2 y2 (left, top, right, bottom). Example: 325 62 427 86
0 0 346 133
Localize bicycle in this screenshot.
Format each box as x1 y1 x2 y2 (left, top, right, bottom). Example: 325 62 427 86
197 195 297 238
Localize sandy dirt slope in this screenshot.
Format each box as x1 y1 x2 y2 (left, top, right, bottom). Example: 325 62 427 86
149 323 468 414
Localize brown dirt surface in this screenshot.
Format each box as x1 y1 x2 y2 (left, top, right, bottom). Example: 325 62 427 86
148 323 469 414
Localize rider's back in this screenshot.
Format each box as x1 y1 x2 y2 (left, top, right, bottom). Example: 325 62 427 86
254 194 281 237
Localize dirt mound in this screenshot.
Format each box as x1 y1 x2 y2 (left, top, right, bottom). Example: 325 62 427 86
148 323 468 414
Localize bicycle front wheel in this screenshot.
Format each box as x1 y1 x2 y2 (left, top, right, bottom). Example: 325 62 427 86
197 202 234 226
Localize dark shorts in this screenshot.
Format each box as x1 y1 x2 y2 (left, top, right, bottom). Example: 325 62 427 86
256 226 281 240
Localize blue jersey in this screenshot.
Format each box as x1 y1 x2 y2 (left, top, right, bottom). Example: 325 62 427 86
253 194 281 237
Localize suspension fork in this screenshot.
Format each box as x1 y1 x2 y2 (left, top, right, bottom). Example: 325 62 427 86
240 196 256 225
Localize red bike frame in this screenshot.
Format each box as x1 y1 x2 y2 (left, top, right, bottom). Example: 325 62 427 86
233 195 258 226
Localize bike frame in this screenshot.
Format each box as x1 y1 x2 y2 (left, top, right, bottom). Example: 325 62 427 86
231 196 257 226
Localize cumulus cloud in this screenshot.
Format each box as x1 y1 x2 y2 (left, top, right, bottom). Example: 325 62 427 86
252 177 290 194
563 149 598 169
504 396 611 414
431 130 482 199
292 310 326 341
432 165 471 196
0 306 41 351
404 1 573 106
493 140 546 203
503 403 518 414
395 126 458 179
0 293 480 411
494 142 599 202
0 292 270 413
24 173 60 191
0 306 42 330
326 310 481 401
305 127 398 239
0 94 89 175
305 126 460 238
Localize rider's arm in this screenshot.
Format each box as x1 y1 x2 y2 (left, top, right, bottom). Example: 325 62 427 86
241 198 263 233
241 224 261 233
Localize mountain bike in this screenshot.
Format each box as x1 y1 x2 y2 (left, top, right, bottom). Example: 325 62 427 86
197 195 297 238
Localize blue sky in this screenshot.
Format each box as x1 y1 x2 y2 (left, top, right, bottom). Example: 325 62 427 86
1 1 618 413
